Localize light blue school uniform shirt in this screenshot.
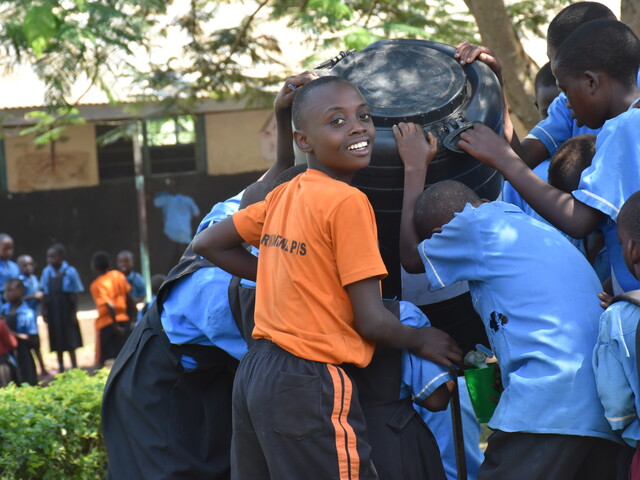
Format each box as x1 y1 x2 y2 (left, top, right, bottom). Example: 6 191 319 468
573 102 640 293
196 190 243 235
0 302 38 335
397 300 483 480
160 192 246 369
418 201 617 441
527 70 640 157
0 259 19 294
154 193 200 244
126 271 146 299
593 300 640 448
39 261 84 294
18 273 40 316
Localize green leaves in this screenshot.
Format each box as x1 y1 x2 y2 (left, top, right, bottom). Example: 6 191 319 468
23 5 60 56
0 369 109 479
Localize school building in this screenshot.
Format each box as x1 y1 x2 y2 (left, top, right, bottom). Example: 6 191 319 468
0 99 276 284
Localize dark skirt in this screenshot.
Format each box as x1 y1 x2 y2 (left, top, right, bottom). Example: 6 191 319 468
45 289 82 353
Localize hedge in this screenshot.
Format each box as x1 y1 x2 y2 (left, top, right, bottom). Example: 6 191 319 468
0 369 108 479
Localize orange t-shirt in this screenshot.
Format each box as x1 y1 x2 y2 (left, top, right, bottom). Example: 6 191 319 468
90 270 131 331
233 169 387 367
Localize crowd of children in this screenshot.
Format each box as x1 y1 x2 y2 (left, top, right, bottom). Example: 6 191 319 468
4 1 640 479
0 231 157 383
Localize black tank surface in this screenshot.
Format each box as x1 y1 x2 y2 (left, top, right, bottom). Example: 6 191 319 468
326 39 504 298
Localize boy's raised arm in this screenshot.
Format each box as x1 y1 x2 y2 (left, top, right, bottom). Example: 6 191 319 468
394 122 437 273
346 277 462 368
458 124 603 238
454 41 550 169
260 71 318 183
192 216 258 281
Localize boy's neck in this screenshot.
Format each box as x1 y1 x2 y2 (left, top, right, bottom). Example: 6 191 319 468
9 299 22 309
307 164 356 185
608 83 640 119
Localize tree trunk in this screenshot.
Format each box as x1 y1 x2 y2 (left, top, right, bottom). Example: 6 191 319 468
621 0 640 37
464 0 539 131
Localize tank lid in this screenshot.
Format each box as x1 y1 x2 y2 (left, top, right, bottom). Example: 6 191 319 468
330 40 468 127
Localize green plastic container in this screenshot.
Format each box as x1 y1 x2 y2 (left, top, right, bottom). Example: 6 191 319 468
464 364 501 423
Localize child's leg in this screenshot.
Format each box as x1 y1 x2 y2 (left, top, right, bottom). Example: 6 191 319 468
234 339 377 480
479 430 620 480
29 335 48 376
57 351 65 372
68 350 78 369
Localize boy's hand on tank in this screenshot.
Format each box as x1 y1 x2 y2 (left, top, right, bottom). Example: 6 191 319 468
458 123 512 168
393 122 438 170
597 291 613 309
274 71 319 114
411 327 462 368
454 41 503 85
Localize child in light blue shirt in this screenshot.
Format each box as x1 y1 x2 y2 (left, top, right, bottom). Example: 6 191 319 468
593 190 640 477
0 234 19 296
395 113 620 478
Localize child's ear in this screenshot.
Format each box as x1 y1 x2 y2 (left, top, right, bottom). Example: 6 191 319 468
584 71 600 94
294 130 313 154
628 238 640 266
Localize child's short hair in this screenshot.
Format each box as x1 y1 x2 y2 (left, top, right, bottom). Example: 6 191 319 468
150 274 165 295
618 191 640 244
48 243 67 258
4 278 24 293
291 76 355 130
0 233 12 244
534 62 556 95
239 181 276 210
118 250 134 261
554 20 640 86
274 164 308 187
547 134 596 193
414 180 481 240
92 251 110 272
547 2 616 53
16 254 32 267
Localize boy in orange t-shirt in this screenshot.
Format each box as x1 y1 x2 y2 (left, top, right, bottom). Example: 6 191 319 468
89 251 132 366
193 76 461 479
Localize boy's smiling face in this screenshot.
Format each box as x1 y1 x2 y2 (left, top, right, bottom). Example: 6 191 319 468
295 81 376 180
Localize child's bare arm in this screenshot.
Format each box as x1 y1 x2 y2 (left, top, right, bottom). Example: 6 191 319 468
419 380 455 412
347 277 462 368
393 122 438 273
260 71 319 183
192 216 258 281
458 124 603 238
454 41 550 169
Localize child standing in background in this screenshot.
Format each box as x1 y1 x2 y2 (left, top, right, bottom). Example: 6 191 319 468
0 234 19 297
1 278 38 385
16 254 48 377
40 243 83 373
90 251 132 367
117 250 146 304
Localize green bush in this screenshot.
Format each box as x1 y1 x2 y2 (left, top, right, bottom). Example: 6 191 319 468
0 369 108 479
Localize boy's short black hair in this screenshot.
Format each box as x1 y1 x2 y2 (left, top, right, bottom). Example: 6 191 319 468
48 243 66 258
547 2 616 53
414 180 481 240
291 76 356 130
554 20 640 86
239 181 276 210
4 278 24 292
150 274 166 295
0 233 12 244
118 250 134 260
535 62 556 93
92 251 110 272
618 191 640 244
547 134 596 193
273 164 308 187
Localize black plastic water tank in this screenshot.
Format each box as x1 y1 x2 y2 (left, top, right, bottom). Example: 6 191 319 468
327 38 504 298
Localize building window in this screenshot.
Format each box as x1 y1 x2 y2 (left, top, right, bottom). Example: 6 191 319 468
146 116 197 175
